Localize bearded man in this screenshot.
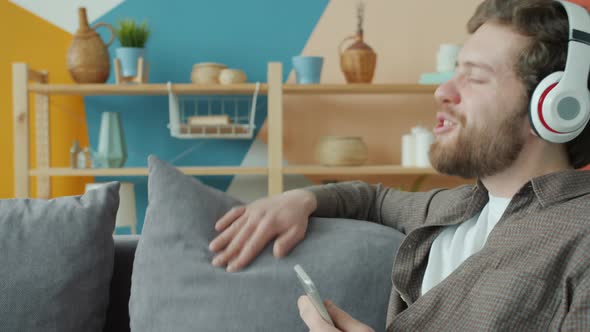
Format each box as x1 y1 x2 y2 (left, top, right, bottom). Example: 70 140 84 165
208 0 590 330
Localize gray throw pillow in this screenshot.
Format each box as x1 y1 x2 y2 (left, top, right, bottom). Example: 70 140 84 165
130 156 404 332
0 182 119 332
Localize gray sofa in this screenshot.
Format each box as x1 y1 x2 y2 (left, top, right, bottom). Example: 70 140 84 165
104 235 139 332
106 157 404 332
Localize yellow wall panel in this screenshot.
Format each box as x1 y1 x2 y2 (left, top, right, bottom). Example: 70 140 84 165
0 2 92 198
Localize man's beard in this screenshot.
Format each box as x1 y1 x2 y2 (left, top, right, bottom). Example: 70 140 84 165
429 108 527 179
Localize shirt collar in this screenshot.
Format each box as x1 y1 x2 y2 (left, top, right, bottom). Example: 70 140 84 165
474 169 590 208
531 169 590 207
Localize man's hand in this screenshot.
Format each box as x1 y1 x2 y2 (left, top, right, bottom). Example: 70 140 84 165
208 189 317 272
298 296 375 332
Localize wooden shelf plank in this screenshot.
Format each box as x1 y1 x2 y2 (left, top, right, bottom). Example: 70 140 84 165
29 165 437 176
283 165 438 175
29 167 268 176
26 83 437 96
282 84 438 95
28 83 269 96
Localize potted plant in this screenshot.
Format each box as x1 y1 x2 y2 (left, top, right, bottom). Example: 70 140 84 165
114 18 150 77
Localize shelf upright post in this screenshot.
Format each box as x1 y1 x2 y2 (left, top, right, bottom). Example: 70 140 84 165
34 70 50 198
12 63 30 198
267 62 284 195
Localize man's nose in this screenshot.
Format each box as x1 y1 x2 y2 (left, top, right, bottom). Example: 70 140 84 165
434 79 461 106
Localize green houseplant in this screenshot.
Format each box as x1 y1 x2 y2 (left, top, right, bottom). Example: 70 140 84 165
114 18 150 77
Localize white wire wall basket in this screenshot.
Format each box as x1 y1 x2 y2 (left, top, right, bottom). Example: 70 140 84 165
167 82 261 139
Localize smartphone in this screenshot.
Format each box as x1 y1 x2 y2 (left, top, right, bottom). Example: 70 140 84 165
294 264 334 326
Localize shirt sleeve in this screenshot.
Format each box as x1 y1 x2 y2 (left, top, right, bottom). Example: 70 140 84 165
304 180 451 234
561 270 590 331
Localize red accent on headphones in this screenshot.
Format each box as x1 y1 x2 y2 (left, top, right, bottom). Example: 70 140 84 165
538 82 566 134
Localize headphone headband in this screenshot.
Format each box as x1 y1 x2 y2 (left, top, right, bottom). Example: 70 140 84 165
558 0 590 41
557 0 590 87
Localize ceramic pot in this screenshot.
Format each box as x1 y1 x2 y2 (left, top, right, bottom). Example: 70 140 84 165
292 56 324 84
316 136 368 166
191 63 227 84
66 7 115 83
116 47 145 77
93 112 127 168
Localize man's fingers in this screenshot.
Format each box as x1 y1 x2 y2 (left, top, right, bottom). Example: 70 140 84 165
326 300 374 332
222 218 258 272
214 206 245 232
230 219 278 272
298 296 337 331
273 225 305 257
211 218 253 269
209 215 245 253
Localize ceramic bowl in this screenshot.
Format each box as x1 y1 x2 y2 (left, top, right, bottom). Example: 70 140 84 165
219 68 247 85
191 62 227 84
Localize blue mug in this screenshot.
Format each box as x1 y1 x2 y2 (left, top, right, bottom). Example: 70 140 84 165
292 56 324 84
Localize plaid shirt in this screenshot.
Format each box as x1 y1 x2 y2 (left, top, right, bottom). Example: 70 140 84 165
308 169 590 331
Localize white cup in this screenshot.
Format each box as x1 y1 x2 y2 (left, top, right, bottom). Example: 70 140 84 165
415 131 434 167
401 134 416 167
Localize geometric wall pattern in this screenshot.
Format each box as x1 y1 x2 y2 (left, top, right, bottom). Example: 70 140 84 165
2 0 329 233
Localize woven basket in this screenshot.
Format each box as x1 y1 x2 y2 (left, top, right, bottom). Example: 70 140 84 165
316 136 368 166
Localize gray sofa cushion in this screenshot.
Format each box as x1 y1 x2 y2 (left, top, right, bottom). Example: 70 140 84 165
0 182 119 332
130 155 404 332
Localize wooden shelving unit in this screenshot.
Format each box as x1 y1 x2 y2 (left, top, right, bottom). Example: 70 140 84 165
12 62 438 198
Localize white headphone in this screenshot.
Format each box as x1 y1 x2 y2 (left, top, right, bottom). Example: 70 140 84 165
529 0 590 143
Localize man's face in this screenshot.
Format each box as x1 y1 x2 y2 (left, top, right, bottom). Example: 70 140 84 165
429 22 532 179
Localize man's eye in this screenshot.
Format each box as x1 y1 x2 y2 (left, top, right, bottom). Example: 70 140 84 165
468 78 486 84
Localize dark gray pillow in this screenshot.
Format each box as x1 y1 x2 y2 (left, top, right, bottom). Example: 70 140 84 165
0 182 119 332
130 156 404 332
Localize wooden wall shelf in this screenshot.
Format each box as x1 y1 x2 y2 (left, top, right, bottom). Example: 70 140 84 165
282 84 437 95
28 83 269 96
29 167 268 177
13 62 440 198
283 165 437 175
27 83 437 96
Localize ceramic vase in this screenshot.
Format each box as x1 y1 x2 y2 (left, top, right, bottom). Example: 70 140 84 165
94 112 127 168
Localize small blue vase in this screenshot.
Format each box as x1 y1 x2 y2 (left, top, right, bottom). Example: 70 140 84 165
292 56 324 84
93 112 127 168
115 47 145 77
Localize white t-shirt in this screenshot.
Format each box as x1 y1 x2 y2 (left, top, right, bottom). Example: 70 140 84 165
421 193 511 296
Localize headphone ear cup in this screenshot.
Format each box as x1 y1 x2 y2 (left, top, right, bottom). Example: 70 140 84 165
529 71 564 142
528 108 542 137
